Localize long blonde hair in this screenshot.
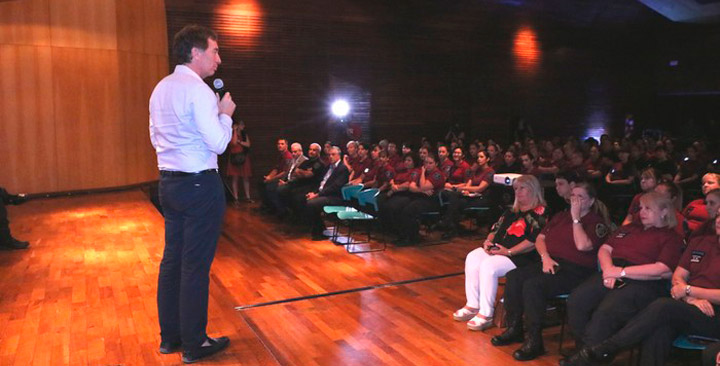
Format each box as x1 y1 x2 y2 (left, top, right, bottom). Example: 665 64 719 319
512 175 546 212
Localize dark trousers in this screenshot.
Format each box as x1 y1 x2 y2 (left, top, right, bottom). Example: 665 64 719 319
306 195 344 235
703 341 720 366
567 272 667 346
379 192 414 234
157 172 226 351
0 188 10 243
441 190 489 229
604 298 720 366
504 260 594 329
258 180 280 211
398 194 441 241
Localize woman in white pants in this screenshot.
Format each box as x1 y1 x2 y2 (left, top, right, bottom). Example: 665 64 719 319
453 175 548 330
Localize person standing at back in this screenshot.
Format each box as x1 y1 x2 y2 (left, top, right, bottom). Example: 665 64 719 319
149 24 236 364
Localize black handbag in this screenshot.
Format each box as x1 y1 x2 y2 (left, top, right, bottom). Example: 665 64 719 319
230 152 247 166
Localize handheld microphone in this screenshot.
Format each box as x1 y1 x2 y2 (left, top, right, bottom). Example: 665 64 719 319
212 78 226 99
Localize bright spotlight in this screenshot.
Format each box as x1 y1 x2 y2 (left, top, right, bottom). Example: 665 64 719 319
331 100 350 118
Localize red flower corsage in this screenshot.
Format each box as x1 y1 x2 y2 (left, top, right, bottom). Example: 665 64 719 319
507 219 527 237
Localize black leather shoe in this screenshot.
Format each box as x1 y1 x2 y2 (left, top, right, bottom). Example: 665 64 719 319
491 323 524 346
583 342 616 363
8 194 27 205
158 341 182 354
182 336 229 364
558 351 591 366
513 340 545 361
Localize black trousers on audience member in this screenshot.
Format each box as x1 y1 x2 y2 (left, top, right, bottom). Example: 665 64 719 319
0 188 10 243
604 298 720 366
398 194 441 242
441 190 489 229
258 180 280 211
567 271 668 346
306 195 344 235
503 260 595 329
378 192 414 234
703 341 720 366
157 171 225 352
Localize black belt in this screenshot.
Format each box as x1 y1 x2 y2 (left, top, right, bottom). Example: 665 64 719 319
160 169 218 177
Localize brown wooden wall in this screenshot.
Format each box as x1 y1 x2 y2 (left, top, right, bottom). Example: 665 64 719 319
0 0 168 194
164 0 670 178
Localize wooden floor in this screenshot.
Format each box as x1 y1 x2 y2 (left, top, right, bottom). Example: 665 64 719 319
0 189 576 365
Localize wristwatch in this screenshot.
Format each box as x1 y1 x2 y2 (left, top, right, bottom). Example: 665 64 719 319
572 219 581 224
619 267 626 278
685 285 692 297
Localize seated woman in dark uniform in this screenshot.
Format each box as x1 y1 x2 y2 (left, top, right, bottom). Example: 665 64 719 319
621 167 658 227
395 153 446 246
377 153 419 234
563 214 720 366
440 150 494 238
490 182 611 361
561 192 684 365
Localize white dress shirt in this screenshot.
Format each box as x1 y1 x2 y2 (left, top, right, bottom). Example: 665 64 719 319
149 65 232 172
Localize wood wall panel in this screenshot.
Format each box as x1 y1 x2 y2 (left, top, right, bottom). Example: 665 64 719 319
52 48 123 191
0 45 56 193
0 0 51 46
49 0 117 50
0 1 167 194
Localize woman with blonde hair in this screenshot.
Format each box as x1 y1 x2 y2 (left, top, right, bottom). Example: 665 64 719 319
561 192 683 366
452 175 548 331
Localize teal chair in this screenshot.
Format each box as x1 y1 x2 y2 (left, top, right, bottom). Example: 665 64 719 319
673 334 719 351
323 184 363 240
336 188 385 253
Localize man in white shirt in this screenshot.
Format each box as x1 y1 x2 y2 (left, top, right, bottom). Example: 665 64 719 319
149 24 235 364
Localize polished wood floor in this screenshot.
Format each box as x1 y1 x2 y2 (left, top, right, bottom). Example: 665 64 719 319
0 189 578 365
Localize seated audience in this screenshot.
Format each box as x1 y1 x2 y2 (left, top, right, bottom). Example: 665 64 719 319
348 142 373 185
497 150 522 174
440 150 494 238
278 143 325 216
621 167 659 226
258 138 293 214
520 152 541 176
378 154 420 233
563 192 683 364
438 145 454 177
563 215 720 366
683 173 720 232
304 146 350 240
445 147 471 191
395 153 447 246
452 175 547 331
491 182 611 361
689 188 720 240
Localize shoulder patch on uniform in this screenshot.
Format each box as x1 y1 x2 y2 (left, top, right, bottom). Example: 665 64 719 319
595 223 609 238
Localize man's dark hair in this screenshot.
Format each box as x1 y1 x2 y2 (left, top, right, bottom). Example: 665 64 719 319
172 25 218 65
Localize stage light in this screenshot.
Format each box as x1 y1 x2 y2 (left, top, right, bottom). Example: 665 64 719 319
331 100 350 118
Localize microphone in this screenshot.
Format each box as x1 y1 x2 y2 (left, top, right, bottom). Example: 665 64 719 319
212 78 226 99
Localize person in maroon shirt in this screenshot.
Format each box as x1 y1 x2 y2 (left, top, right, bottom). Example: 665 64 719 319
445 147 471 190
359 145 382 188
342 140 359 172
690 189 720 241
440 150 495 238
348 142 373 184
387 142 402 170
438 145 454 178
258 138 293 213
520 152 541 177
395 153 447 246
683 173 720 233
622 167 659 227
374 150 395 192
564 215 720 366
378 154 420 235
492 182 612 361
488 143 503 171
562 192 683 366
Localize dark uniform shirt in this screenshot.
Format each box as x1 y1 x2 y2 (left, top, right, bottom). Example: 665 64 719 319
606 224 683 269
276 150 293 173
376 163 395 186
425 168 447 195
448 161 471 185
440 159 454 178
351 157 372 179
626 193 643 222
293 157 325 185
679 234 720 289
394 168 420 185
470 166 494 187
541 211 609 269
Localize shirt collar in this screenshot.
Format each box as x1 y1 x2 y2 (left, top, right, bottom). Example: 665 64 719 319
174 64 204 82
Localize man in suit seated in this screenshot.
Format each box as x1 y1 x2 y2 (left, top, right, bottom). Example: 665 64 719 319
305 146 350 240
1 187 29 250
